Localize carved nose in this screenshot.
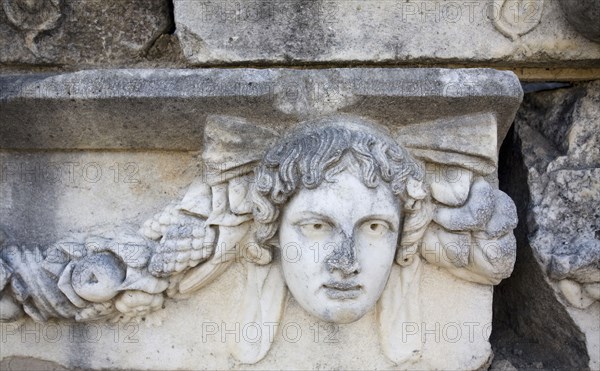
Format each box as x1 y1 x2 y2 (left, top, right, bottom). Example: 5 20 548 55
325 235 361 276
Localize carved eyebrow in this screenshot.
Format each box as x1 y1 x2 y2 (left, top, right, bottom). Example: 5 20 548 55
289 211 335 224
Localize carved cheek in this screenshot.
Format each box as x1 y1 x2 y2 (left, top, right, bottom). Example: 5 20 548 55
355 228 399 271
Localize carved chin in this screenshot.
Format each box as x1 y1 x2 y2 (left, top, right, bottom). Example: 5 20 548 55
316 305 368 324
300 294 372 324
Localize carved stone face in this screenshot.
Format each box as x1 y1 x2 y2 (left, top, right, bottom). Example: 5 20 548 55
279 169 401 324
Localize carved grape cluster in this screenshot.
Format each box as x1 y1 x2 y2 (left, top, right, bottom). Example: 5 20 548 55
140 202 215 277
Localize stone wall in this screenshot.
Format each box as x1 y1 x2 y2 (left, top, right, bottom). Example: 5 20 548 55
1 1 599 370
494 81 600 370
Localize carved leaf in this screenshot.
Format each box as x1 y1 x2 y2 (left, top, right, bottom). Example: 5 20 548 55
57 261 89 309
10 273 28 302
41 246 69 278
178 179 212 218
8 246 79 320
178 223 250 294
118 268 169 294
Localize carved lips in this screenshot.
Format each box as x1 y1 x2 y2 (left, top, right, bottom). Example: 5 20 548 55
322 281 362 300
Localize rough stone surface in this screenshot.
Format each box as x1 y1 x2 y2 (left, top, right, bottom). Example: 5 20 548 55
0 68 522 370
175 0 600 66
489 358 517 371
1 0 599 76
559 0 600 43
519 81 600 298
0 0 172 66
0 356 69 371
493 81 600 370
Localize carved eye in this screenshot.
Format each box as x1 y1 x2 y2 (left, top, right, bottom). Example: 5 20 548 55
299 221 333 238
360 221 390 237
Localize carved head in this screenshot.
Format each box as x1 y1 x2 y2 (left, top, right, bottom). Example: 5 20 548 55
252 116 426 323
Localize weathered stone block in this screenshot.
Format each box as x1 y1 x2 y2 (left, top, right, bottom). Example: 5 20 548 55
175 0 600 66
0 68 522 370
0 0 171 66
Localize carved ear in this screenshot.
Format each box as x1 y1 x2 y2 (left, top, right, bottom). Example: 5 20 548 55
396 197 434 266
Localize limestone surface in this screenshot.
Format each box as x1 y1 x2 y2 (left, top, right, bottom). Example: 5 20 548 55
175 0 600 66
0 0 172 66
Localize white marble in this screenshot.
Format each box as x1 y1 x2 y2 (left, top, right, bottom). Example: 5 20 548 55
0 68 523 370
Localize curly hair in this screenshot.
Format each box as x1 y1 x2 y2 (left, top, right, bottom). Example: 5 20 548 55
250 116 430 264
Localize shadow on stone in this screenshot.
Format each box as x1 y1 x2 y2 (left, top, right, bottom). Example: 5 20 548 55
492 123 589 370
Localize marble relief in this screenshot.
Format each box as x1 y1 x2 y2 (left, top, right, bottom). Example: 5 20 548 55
0 113 517 365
